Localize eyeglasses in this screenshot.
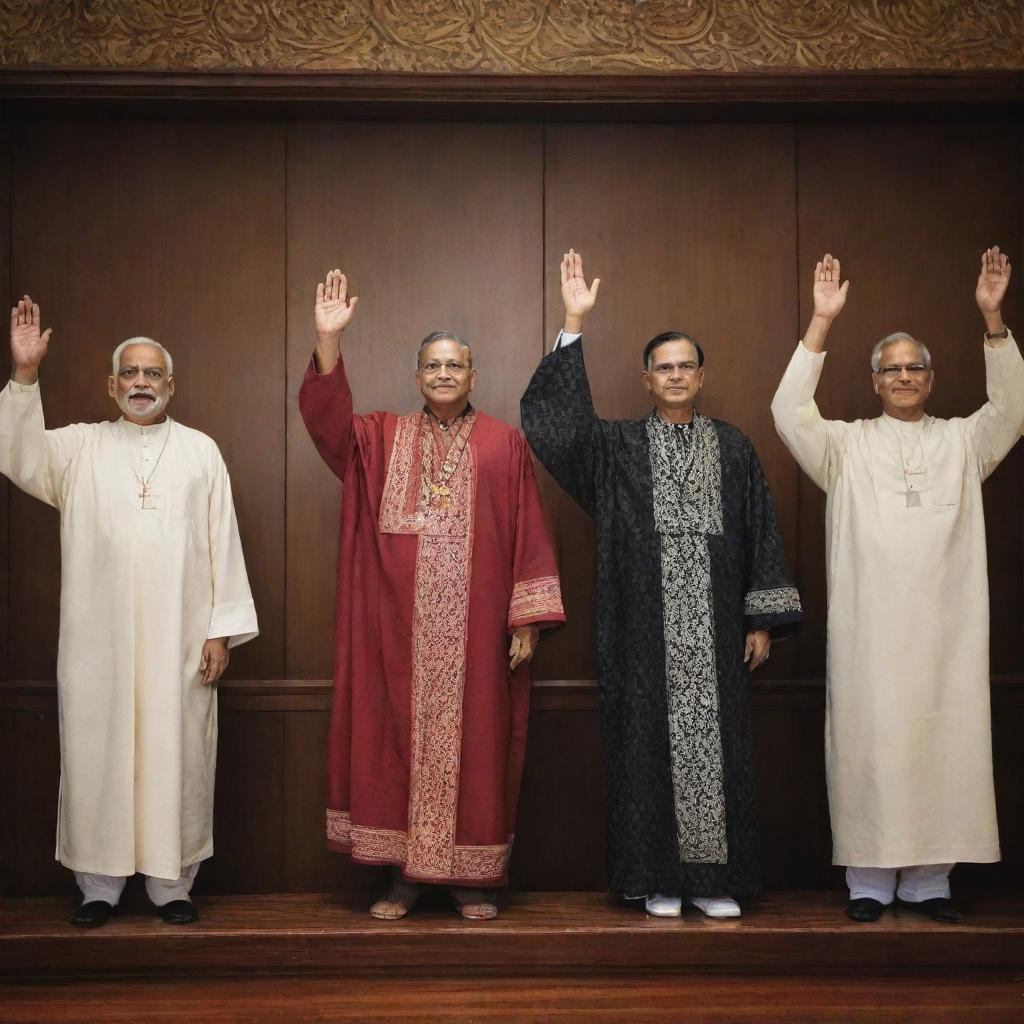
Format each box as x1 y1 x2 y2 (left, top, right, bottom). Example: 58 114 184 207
650 362 700 376
875 364 931 379
419 360 470 375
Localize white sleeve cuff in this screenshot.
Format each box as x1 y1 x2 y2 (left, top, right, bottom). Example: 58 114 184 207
555 330 582 351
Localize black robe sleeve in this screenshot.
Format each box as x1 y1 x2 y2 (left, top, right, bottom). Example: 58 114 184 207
741 440 802 637
520 340 600 517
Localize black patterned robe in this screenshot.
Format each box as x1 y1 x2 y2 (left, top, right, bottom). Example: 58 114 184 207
522 340 802 898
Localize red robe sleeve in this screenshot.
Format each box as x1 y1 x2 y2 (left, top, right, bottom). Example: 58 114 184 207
298 357 356 481
507 432 566 633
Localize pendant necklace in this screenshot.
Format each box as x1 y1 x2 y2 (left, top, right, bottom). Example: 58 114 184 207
422 409 474 508
121 418 173 509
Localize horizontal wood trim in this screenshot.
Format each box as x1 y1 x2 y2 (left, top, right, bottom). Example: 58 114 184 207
3 69 1024 107
3 676 1024 711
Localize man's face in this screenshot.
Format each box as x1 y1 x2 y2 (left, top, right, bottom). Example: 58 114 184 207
872 339 933 419
642 339 704 416
108 344 175 425
415 338 476 415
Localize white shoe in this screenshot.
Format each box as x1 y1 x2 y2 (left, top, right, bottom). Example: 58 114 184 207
689 896 741 918
644 894 683 917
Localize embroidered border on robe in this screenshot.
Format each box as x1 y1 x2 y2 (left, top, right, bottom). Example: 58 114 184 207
375 410 480 880
744 586 802 617
509 575 564 624
326 809 511 880
646 413 728 865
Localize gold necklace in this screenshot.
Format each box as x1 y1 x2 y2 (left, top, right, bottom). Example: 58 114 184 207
421 410 475 508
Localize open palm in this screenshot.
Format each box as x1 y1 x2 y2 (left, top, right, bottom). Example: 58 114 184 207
561 249 600 318
10 294 52 368
315 269 359 336
976 246 1011 314
812 255 849 320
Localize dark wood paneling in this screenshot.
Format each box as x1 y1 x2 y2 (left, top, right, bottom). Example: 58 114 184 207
0 115 9 683
284 122 544 679
511 709 606 891
7 121 286 679
202 709 285 895
11 710 68 897
540 123 801 680
280 710 384 893
796 122 1022 675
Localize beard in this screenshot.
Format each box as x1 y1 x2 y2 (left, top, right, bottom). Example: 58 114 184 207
117 387 169 422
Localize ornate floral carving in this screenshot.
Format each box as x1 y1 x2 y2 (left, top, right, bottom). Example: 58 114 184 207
0 1 1021 73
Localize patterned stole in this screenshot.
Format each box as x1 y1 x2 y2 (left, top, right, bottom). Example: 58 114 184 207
645 411 729 865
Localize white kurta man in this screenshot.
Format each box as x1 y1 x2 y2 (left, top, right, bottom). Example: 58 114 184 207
771 248 1023 924
1 296 259 927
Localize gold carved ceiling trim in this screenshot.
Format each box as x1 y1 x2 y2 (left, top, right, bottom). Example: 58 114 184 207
1 1 1022 74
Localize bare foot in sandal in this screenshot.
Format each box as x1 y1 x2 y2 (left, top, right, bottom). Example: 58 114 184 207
450 888 498 920
369 876 424 920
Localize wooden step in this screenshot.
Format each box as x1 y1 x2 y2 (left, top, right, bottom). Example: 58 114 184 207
3 890 1023 978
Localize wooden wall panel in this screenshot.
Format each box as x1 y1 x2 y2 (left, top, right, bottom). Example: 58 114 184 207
201 709 285 895
1 116 9 681
511 708 607 891
796 122 1022 675
280 710 384 893
537 123 801 681
284 122 544 679
11 710 69 897
7 121 286 679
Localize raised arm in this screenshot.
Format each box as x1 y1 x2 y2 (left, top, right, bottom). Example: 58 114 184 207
521 251 603 515
771 256 850 491
968 247 1024 475
1 296 84 505
299 269 361 479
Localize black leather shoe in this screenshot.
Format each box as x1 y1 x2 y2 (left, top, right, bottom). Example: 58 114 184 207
158 899 199 924
845 897 886 922
70 900 115 928
897 897 964 923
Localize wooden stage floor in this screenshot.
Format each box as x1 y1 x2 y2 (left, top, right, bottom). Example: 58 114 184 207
2 891 1023 1022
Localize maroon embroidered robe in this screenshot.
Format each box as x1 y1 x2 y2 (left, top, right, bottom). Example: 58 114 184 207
300 358 565 885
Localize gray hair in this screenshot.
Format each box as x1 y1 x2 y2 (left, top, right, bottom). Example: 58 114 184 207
870 332 932 372
416 330 473 368
111 337 174 377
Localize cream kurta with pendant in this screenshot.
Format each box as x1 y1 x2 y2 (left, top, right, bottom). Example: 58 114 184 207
0 380 258 879
772 335 1024 867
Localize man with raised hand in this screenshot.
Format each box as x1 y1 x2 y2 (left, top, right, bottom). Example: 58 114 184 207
1 296 258 927
300 269 564 921
522 252 801 919
772 249 1023 923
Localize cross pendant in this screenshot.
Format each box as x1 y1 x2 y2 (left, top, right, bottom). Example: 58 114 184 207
139 482 151 509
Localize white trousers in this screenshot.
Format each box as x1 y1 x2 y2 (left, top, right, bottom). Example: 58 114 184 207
845 863 953 904
74 861 201 908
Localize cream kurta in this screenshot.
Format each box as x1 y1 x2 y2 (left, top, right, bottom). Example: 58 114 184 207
0 380 258 879
772 336 1024 867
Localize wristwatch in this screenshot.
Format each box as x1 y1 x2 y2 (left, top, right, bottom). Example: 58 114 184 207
985 326 1009 341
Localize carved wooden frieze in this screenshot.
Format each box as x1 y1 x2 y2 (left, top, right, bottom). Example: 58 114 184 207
1 1 1022 73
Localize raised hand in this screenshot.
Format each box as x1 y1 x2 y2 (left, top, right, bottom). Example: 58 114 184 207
812 254 849 321
561 249 600 333
10 294 52 383
313 268 359 374
976 246 1011 326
